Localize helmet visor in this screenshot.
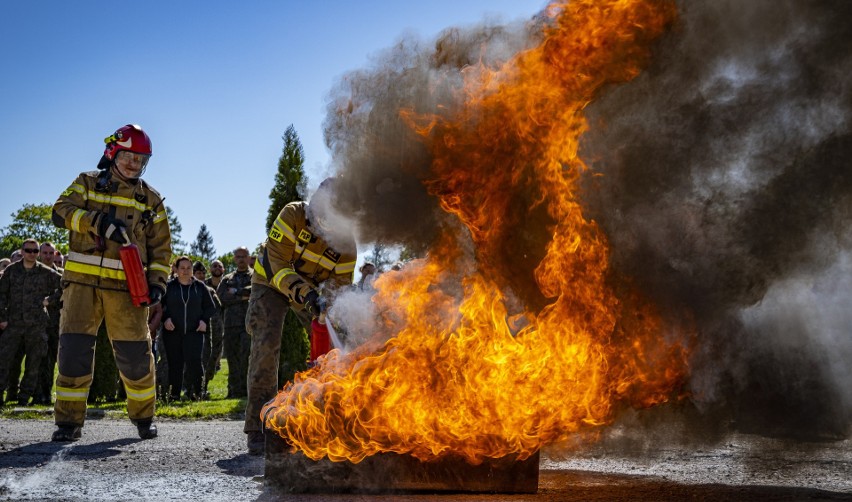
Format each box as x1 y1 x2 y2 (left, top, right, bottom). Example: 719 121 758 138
115 151 151 178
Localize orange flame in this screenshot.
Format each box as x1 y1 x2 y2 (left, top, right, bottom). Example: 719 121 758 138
263 0 688 464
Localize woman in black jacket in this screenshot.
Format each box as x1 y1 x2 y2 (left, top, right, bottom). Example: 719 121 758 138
161 256 217 400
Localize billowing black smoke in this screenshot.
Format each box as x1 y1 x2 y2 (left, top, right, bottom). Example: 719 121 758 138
322 0 852 440
581 0 852 439
322 19 542 253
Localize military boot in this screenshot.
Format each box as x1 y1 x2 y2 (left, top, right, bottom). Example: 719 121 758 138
246 430 264 456
136 419 158 439
52 425 82 442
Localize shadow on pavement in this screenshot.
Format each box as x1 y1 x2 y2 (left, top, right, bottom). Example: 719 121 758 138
217 452 264 477
0 438 140 468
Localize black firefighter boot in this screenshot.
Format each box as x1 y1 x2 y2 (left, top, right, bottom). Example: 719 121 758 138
136 419 158 439
52 424 82 442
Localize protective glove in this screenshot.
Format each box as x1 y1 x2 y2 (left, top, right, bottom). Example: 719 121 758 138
303 290 325 319
97 214 128 244
144 285 164 307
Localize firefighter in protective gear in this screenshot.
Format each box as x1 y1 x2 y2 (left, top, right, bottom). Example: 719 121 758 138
50 124 171 442
244 178 357 455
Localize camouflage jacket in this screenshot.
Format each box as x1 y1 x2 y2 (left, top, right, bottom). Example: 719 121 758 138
204 278 223 320
216 269 253 329
0 260 62 326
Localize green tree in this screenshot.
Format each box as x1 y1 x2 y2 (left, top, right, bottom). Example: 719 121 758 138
365 243 394 272
266 125 309 385
266 124 307 231
0 203 68 257
166 206 187 256
190 223 216 262
217 251 235 274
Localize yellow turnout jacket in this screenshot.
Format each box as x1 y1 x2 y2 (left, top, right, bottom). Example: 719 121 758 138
52 168 172 293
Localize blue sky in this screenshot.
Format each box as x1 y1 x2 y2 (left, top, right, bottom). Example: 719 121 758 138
0 1 545 260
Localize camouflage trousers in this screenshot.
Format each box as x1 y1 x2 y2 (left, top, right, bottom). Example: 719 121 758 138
202 315 224 390
0 323 47 402
3 343 25 402
223 325 250 399
244 283 311 434
36 324 60 401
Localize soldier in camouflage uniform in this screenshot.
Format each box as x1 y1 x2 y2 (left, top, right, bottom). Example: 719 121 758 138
216 248 253 399
244 179 357 455
203 260 225 397
0 258 23 404
192 261 222 399
0 239 62 405
35 241 63 405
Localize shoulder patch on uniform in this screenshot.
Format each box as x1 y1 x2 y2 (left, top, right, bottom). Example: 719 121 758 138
322 248 341 262
297 229 313 243
61 187 74 197
268 227 284 242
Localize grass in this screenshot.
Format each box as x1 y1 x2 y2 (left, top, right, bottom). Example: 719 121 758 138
1 360 247 420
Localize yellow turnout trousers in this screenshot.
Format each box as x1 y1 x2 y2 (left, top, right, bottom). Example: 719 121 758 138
54 282 156 426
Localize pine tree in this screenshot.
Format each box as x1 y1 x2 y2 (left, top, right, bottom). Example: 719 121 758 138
267 125 310 385
266 124 307 231
190 224 216 262
166 206 187 256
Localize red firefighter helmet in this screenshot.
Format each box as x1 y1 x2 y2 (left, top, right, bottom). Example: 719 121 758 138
103 124 152 160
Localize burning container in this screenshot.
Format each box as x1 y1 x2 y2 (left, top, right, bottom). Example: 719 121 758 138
264 432 539 494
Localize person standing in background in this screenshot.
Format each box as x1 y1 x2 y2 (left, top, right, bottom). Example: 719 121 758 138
161 257 217 401
203 260 225 396
216 247 252 399
0 239 62 405
34 241 63 405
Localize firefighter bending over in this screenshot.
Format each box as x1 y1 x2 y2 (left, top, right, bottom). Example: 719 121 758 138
50 124 171 442
245 178 357 455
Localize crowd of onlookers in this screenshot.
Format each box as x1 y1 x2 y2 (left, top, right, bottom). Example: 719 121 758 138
0 241 65 405
0 239 403 407
0 241 252 406
150 250 256 402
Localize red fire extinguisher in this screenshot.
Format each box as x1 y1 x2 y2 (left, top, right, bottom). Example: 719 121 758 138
118 230 151 307
310 318 331 362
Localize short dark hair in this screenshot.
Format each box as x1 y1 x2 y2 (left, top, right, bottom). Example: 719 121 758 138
193 261 206 272
174 255 192 268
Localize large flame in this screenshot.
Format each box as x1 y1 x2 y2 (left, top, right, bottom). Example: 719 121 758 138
263 0 689 464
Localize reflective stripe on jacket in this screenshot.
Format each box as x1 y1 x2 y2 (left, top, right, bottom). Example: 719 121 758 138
53 169 172 292
252 201 356 308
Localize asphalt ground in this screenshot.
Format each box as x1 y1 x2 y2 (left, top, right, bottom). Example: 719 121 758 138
0 417 850 501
